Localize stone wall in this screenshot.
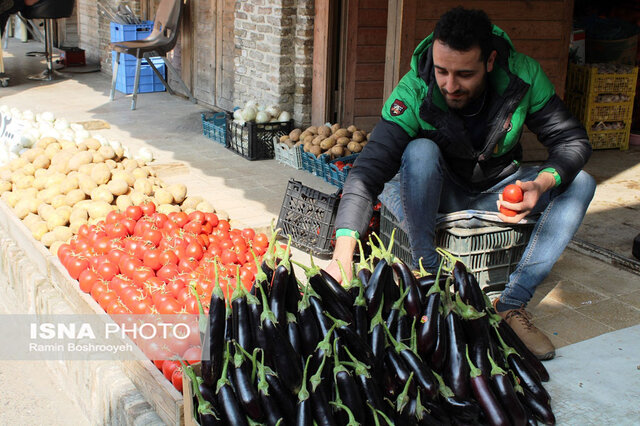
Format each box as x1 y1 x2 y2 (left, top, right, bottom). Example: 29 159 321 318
233 0 314 126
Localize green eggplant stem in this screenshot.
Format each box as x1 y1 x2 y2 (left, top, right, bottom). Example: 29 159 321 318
396 371 414 413
298 355 312 402
179 361 219 418
487 349 507 377
329 401 358 426
465 345 482 378
368 298 385 334
215 341 232 394
493 326 519 358
433 371 455 398
454 293 487 320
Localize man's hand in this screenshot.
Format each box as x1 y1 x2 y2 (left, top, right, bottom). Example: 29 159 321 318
497 173 556 223
325 236 357 283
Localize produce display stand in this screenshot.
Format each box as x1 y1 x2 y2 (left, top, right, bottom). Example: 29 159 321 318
0 199 184 425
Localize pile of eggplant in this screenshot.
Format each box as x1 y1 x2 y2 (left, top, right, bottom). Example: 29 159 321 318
183 234 555 425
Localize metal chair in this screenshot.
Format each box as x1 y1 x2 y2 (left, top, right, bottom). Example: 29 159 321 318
109 0 195 110
21 0 75 81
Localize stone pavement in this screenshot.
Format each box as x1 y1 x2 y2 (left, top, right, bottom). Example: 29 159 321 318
1 39 639 424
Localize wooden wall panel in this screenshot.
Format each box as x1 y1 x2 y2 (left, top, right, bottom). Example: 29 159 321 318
343 1 388 131
191 0 216 106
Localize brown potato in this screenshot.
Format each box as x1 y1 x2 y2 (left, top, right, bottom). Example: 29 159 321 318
352 131 365 142
320 137 336 150
366 132 371 141
331 123 341 134
318 125 331 137
312 135 324 146
294 141 304 146
289 128 302 141
303 141 312 152
309 145 322 157
344 149 352 156
303 135 314 144
337 137 350 146
347 141 363 153
347 125 358 133
306 126 318 135
280 135 289 143
299 130 311 141
330 145 344 157
334 129 349 138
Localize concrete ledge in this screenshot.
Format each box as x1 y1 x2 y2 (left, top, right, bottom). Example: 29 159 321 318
0 200 170 425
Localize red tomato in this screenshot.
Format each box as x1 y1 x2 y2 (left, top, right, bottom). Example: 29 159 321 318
144 228 163 247
90 280 109 302
172 212 189 228
182 346 202 364
204 213 219 228
502 184 523 203
129 297 153 315
166 278 186 299
162 360 180 381
216 220 231 232
220 249 238 265
120 217 137 235
57 243 73 265
78 269 99 293
241 228 256 241
77 224 92 240
188 211 206 225
163 220 179 234
107 248 127 266
171 367 183 392
110 275 132 295
183 221 202 235
185 242 204 261
157 263 179 281
125 205 143 221
500 184 523 217
151 212 168 228
140 201 156 216
119 255 142 279
253 233 269 249
65 255 89 280
183 296 199 315
178 257 198 273
156 297 182 314
93 237 112 255
105 210 123 225
96 261 119 281
143 248 163 271
160 250 179 266
132 267 156 287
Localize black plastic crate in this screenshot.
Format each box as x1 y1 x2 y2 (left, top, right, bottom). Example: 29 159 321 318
225 113 293 161
276 179 340 257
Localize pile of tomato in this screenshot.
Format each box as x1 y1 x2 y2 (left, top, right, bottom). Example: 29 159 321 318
56 201 269 391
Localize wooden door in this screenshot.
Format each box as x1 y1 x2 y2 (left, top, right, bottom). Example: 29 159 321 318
190 0 217 106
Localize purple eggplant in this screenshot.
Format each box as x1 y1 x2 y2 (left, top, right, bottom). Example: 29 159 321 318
392 260 423 318
466 346 510 426
229 344 264 422
488 351 527 426
296 284 322 357
215 343 249 426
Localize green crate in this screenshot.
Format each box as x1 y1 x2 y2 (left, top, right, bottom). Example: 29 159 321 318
379 205 535 292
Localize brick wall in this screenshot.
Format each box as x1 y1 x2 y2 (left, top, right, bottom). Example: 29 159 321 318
233 0 314 126
76 0 144 71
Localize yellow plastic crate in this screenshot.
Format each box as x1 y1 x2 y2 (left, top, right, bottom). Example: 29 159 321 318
587 125 631 150
567 63 638 96
566 93 635 126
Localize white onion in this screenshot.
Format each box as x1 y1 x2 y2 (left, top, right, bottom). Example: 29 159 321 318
233 109 243 120
40 111 55 122
109 140 123 151
241 107 257 122
244 100 259 110
70 123 84 132
54 118 69 131
136 147 154 163
74 128 90 142
42 128 61 139
255 111 271 124
61 129 75 141
265 105 281 118
277 111 291 122
93 134 108 146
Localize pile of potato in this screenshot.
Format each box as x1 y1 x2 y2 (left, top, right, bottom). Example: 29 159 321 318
0 136 216 251
278 124 370 159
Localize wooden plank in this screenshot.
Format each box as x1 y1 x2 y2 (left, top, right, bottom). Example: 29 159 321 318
358 9 387 27
415 1 565 21
399 0 416 82
343 0 360 125
354 116 380 132
357 28 387 46
511 39 564 60
312 0 331 124
414 18 565 41
355 81 384 99
360 0 387 8
354 98 384 116
384 0 416 98
357 46 386 63
355 63 385 81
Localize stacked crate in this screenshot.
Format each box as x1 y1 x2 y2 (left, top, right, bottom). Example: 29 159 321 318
566 63 638 150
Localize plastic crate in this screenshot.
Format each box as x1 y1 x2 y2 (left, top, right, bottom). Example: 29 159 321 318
379 205 534 291
566 93 635 125
110 21 154 43
567 63 638 96
276 179 340 256
201 112 226 146
587 125 632 150
323 153 359 188
225 113 293 161
113 55 166 94
300 150 328 177
274 142 303 170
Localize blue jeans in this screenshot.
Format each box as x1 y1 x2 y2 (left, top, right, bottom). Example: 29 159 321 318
379 138 596 307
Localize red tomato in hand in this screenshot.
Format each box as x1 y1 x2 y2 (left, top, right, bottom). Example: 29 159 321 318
502 184 523 203
500 184 523 217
